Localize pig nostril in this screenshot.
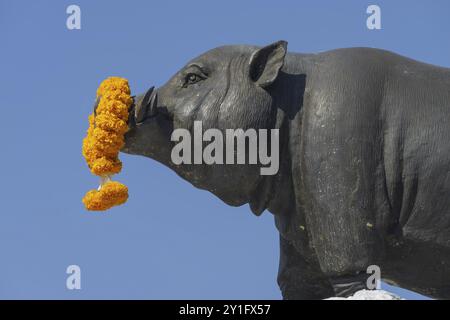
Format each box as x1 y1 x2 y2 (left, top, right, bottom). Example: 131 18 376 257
135 86 154 123
147 91 158 117
134 86 161 123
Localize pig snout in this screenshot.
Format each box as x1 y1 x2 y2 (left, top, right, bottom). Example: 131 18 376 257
134 86 158 123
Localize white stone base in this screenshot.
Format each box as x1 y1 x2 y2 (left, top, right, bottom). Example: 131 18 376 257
326 289 403 300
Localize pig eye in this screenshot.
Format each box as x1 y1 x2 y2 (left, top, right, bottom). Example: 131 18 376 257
184 73 204 87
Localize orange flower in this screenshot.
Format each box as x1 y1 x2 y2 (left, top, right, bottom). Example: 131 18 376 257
94 113 128 135
82 77 133 211
90 157 122 176
82 181 129 211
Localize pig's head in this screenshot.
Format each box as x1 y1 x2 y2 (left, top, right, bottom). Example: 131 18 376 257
122 41 289 214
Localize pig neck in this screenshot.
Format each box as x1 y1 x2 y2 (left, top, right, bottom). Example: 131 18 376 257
248 53 311 217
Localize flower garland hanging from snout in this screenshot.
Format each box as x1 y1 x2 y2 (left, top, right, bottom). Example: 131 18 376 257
82 77 133 211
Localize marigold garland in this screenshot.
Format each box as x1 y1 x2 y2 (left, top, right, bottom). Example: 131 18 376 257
82 77 133 211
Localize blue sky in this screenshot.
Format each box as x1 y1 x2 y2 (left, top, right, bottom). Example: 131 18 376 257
1 0 448 299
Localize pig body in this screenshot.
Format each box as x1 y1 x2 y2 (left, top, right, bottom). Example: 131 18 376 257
122 42 450 299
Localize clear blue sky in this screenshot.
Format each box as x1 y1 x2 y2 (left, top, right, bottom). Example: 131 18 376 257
1 0 448 299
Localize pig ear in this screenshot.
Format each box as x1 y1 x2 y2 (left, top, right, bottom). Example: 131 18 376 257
249 40 288 88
